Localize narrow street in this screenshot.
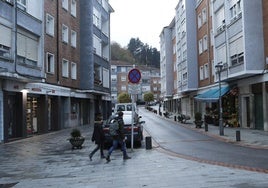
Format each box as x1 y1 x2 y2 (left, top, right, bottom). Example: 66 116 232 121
139 107 268 172
0 108 268 187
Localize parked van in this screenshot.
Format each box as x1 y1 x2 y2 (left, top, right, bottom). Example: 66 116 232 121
113 103 138 115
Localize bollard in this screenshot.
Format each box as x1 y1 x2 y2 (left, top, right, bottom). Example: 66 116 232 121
145 136 152 150
205 123 208 132
236 130 241 141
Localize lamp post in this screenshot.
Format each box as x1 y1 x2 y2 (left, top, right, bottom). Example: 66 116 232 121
215 63 224 136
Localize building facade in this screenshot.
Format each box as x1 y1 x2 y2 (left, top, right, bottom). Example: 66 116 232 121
110 60 161 105
160 0 268 131
0 0 113 143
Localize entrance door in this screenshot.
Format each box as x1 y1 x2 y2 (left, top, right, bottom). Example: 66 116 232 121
254 94 263 130
4 92 23 141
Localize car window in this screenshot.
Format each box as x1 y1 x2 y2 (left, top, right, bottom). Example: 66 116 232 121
126 105 132 111
117 105 125 111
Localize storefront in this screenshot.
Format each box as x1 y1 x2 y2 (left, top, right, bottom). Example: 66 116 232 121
194 85 239 127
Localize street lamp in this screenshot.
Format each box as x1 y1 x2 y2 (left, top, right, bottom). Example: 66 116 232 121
215 63 224 136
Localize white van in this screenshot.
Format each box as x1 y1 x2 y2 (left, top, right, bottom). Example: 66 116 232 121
113 103 138 115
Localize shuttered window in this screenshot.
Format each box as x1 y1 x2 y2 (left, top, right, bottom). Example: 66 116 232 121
17 30 38 66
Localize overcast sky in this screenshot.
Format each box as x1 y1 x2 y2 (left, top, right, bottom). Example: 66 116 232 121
109 0 178 50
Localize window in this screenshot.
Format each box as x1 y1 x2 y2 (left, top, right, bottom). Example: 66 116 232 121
71 62 77 79
103 68 110 88
216 45 227 64
215 7 225 31
111 66 116 73
210 29 214 46
198 13 202 28
182 72 187 81
121 85 126 91
230 37 244 66
204 64 209 79
46 53 54 73
121 75 126 81
62 24 68 43
199 66 204 80
0 25 11 58
62 59 69 77
203 35 208 51
111 75 117 82
17 30 38 66
71 0 77 17
202 8 207 23
181 43 186 60
46 14 54 36
93 35 101 56
121 67 126 72
71 30 77 47
199 39 203 54
231 52 244 66
94 65 102 84
230 0 242 20
62 0 68 11
17 0 26 11
93 8 101 29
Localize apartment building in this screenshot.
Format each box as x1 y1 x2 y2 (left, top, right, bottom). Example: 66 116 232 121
110 60 161 105
0 0 113 143
79 0 113 121
161 0 198 116
210 0 266 130
0 0 44 142
160 0 268 131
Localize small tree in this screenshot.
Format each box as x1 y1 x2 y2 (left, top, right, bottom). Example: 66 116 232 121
143 92 154 105
118 92 131 103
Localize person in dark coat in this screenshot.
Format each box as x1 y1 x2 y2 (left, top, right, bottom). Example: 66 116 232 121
89 113 105 161
106 111 131 162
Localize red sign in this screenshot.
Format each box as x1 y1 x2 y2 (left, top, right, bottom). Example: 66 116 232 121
128 68 141 84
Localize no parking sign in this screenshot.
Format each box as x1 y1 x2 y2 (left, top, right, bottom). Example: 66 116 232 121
128 68 141 84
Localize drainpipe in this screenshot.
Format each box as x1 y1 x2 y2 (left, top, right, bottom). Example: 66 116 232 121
206 0 211 84
56 0 60 84
263 82 268 131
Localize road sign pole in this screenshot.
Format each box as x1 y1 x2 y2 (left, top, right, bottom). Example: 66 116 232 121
128 68 141 152
131 94 134 151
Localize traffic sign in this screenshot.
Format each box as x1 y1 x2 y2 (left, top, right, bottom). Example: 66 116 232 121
128 68 141 84
128 84 141 94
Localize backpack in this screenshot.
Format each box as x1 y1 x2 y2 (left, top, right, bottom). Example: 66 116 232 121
109 119 119 136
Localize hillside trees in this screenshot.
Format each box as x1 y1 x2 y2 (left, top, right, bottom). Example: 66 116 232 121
111 38 160 68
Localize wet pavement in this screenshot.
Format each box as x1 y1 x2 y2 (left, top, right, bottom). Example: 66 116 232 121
0 108 268 188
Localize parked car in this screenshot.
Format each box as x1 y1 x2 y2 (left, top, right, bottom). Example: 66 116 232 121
103 112 145 147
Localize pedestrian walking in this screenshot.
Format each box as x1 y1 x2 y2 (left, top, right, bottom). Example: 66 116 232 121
106 111 131 162
89 113 105 161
